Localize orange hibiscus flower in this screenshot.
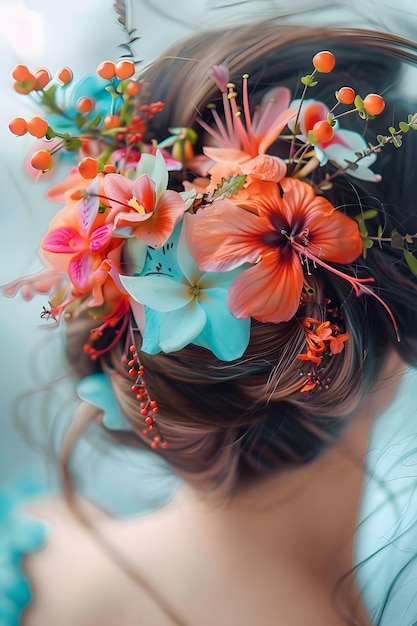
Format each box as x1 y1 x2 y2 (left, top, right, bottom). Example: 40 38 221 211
187 177 364 324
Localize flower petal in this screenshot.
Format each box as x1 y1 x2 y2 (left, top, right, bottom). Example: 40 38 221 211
253 87 292 137
69 253 94 291
307 211 363 263
77 373 131 430
136 150 168 202
177 220 202 285
227 249 304 323
120 274 193 311
203 146 249 164
132 175 156 213
89 224 113 252
103 173 133 216
78 181 99 235
159 300 206 352
42 227 85 253
298 100 329 136
199 287 251 360
240 154 287 182
257 107 297 154
130 190 185 248
141 308 164 353
186 203 266 272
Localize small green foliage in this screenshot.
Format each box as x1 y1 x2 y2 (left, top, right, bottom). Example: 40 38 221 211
355 209 378 255
403 249 417 276
300 74 318 87
399 121 410 133
63 136 83 151
354 94 364 112
377 225 383 246
326 112 335 126
212 174 246 199
45 127 56 140
391 230 404 249
359 209 378 221
89 114 102 128
307 129 318 144
105 85 120 99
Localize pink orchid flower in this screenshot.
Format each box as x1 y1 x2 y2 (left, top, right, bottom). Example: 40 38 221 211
197 67 297 184
41 179 115 294
103 151 186 248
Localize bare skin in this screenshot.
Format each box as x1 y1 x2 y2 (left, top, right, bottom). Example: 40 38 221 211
23 350 406 626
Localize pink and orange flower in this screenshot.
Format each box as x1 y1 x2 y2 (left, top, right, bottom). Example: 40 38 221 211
196 68 297 188
103 151 186 248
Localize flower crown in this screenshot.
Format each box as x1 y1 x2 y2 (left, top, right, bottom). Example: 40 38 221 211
5 43 417 446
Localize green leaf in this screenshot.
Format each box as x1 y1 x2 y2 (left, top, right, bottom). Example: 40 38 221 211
64 137 83 151
376 134 386 144
354 94 364 111
307 129 318 144
410 124 417 131
89 114 102 128
363 238 374 249
326 112 335 126
360 209 378 220
399 121 410 133
403 249 417 276
300 74 317 87
391 230 404 249
105 85 119 99
388 126 397 135
212 174 246 199
392 136 403 148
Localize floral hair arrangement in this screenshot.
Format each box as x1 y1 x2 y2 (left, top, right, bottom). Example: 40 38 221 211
4 37 417 447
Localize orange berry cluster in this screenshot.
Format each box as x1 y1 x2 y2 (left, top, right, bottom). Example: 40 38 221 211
9 58 153 175
126 345 167 450
9 116 49 138
12 63 73 94
96 60 135 80
77 157 117 179
305 51 386 145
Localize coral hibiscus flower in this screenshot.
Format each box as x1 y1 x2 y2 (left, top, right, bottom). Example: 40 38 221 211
187 177 363 324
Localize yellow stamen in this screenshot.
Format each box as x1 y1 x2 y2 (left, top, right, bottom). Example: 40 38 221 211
128 195 146 215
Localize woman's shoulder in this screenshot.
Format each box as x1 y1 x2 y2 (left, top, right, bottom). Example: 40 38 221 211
21 495 177 626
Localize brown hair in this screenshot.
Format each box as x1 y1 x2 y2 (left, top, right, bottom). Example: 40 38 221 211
65 23 417 495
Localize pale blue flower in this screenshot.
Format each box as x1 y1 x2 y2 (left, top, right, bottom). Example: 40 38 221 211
120 218 250 361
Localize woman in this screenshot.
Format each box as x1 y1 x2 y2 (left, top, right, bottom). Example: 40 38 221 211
2 6 417 626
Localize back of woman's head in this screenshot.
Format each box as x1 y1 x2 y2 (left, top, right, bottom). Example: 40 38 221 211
63 22 417 493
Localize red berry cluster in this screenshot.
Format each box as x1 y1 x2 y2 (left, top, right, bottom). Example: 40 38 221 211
126 345 168 450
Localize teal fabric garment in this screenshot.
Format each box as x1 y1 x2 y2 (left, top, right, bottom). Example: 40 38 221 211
355 367 417 625
0 485 48 626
